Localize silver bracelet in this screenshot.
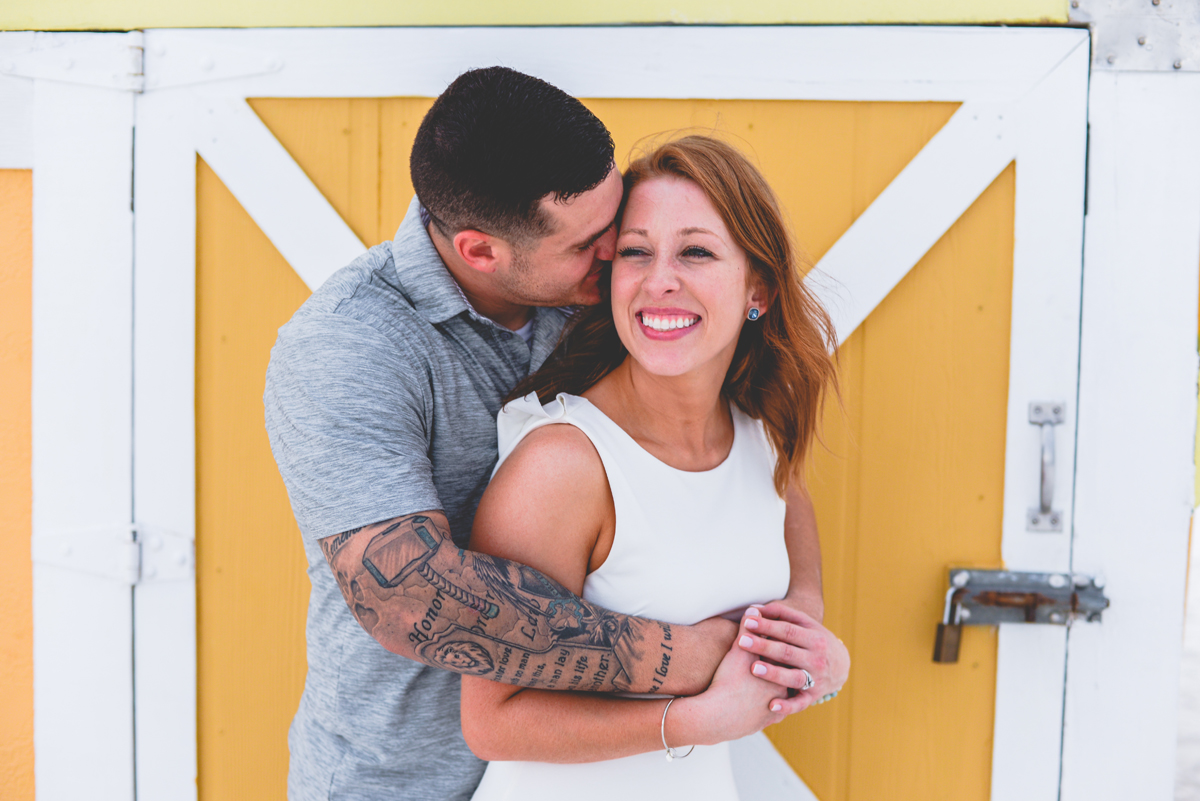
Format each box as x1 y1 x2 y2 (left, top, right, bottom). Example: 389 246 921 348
660 697 696 762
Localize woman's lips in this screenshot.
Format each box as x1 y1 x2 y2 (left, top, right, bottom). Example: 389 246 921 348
637 310 700 340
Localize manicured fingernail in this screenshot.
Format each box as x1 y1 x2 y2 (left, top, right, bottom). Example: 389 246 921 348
753 663 768 676
750 603 765 608
746 606 761 616
744 618 759 630
740 635 754 648
771 702 782 712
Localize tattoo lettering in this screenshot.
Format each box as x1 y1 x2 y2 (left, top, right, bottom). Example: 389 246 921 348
321 526 362 561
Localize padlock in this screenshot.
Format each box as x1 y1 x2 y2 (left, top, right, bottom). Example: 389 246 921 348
933 621 962 663
933 588 966 664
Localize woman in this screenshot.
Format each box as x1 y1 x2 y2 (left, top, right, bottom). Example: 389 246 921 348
462 135 846 799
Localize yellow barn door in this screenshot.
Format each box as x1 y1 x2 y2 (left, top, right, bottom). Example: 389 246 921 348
131 26 1089 801
196 96 1004 801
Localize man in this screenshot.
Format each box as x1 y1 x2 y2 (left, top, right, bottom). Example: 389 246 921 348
266 67 844 801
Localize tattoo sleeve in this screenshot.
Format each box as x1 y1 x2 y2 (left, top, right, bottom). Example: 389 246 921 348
320 514 678 693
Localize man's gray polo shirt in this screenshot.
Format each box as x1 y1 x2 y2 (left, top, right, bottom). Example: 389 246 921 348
265 197 568 801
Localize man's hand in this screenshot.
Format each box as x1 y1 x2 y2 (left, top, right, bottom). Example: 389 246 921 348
735 601 850 714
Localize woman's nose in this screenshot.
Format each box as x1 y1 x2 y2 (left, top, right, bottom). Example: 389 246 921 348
643 256 682 296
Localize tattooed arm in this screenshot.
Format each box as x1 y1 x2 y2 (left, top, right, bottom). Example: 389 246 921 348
456 422 790 762
319 490 734 695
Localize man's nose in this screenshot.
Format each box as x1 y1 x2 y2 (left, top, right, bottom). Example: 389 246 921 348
594 226 617 262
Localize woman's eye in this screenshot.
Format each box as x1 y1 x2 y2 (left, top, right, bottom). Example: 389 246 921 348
681 246 714 259
616 246 649 258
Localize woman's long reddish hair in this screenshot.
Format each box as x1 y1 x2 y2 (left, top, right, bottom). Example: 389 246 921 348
508 135 838 495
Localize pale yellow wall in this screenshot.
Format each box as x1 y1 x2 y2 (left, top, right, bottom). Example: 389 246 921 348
1 0 1067 30
0 169 34 801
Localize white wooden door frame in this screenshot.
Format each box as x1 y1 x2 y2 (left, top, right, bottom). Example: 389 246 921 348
1 25 1118 801
1060 71 1200 801
0 30 143 801
133 25 1089 801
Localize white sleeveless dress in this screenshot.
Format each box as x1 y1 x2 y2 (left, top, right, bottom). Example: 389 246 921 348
469 392 790 801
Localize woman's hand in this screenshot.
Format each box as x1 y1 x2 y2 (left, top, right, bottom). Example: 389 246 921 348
736 601 850 714
666 614 791 748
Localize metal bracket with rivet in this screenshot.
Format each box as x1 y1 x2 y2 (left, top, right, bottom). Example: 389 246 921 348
1070 0 1200 73
932 568 1110 664
1027 400 1066 532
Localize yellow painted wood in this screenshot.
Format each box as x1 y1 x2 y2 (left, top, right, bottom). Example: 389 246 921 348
195 158 313 801
1 0 1069 30
803 164 1012 801
199 97 1014 800
0 169 34 801
248 97 434 246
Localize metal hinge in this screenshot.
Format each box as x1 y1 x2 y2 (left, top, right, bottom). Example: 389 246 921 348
933 568 1110 663
32 524 194 585
0 31 144 92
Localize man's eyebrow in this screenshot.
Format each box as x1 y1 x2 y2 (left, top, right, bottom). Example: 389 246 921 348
572 217 617 251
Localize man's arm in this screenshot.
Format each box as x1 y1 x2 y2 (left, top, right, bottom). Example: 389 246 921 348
320 512 734 695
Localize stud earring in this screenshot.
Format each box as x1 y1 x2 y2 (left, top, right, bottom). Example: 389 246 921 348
747 308 761 321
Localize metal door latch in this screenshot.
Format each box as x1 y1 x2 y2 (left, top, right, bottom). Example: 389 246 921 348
1027 401 1066 532
932 568 1109 663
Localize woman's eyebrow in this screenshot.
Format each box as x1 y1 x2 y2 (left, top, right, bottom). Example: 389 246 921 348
679 227 718 237
620 227 648 237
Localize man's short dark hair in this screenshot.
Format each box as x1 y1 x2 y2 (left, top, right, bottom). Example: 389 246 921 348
410 66 615 246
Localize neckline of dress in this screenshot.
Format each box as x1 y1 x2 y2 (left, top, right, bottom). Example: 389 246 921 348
572 394 738 476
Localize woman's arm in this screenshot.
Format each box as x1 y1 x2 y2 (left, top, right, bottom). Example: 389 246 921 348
460 423 785 762
781 483 824 621
735 481 851 712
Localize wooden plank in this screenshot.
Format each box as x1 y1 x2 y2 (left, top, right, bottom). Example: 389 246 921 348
143 27 1084 102
195 159 312 801
990 36 1089 801
133 89 200 801
840 165 1014 801
1062 70 1200 801
0 168 34 801
0 33 34 169
0 0 1071 30
248 97 381 246
188 94 366 290
809 100 1015 344
31 77 135 801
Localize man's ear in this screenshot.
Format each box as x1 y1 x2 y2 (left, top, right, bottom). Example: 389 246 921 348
452 229 512 275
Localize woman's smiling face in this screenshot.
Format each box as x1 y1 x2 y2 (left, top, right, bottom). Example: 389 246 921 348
612 175 763 379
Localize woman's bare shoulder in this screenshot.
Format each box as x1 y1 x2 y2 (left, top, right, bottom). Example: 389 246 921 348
473 422 613 581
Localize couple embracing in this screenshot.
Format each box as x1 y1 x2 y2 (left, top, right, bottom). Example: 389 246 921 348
265 66 851 801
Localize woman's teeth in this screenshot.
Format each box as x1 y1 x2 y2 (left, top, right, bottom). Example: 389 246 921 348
640 313 698 332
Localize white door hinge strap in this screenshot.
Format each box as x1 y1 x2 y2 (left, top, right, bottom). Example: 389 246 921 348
32 524 193 585
0 31 144 92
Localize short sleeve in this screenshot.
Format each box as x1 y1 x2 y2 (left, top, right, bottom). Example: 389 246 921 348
264 311 441 541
